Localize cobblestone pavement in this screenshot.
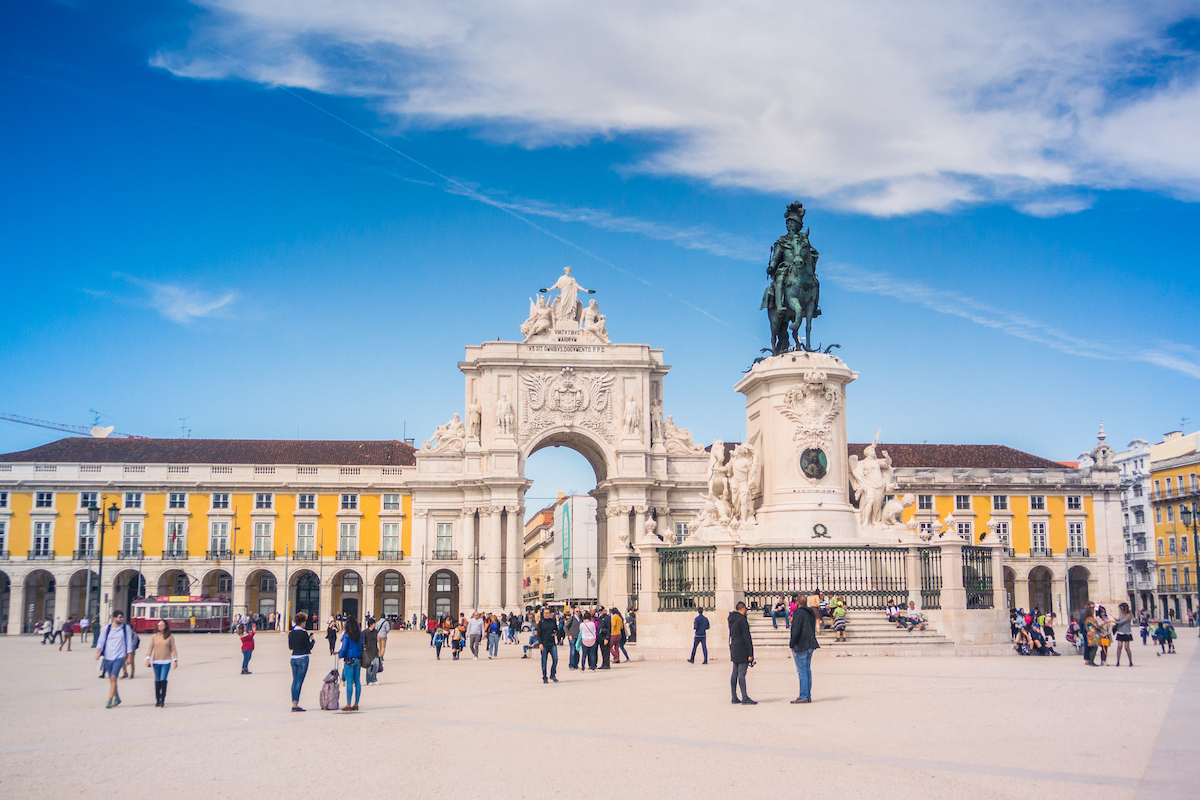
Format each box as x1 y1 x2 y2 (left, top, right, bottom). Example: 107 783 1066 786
1 630 1196 799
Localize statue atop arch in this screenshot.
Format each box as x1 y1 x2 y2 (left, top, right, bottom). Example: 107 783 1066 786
541 266 595 325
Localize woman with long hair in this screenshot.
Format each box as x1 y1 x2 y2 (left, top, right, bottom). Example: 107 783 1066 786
337 616 363 711
1083 606 1101 666
1113 603 1134 667
325 618 339 656
144 619 178 707
238 624 255 674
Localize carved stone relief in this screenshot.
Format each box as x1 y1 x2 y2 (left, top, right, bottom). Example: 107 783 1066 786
519 367 615 444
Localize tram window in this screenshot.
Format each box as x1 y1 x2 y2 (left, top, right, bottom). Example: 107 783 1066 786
149 608 158 618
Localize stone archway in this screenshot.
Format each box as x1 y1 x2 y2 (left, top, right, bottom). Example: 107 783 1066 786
200 568 232 600
428 569 460 620
1002 566 1016 610
1068 566 1090 616
157 568 193 597
244 568 278 618
1028 566 1053 613
331 569 362 620
289 570 320 628
374 569 404 620
22 569 55 633
0 571 10 633
110 569 145 621
413 273 711 614
68 569 99 620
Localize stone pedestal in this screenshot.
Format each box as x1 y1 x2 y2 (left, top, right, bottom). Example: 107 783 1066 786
733 351 861 543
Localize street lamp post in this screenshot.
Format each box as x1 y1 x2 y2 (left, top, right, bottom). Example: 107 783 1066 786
87 500 120 644
1180 502 1200 637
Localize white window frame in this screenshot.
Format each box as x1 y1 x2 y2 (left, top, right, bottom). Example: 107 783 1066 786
253 522 273 552
122 521 143 552
77 520 95 552
166 521 187 555
32 520 54 556
35 491 55 509
381 522 401 554
955 495 971 511
210 521 229 552
79 491 98 509
382 494 401 511
436 522 453 552
341 493 359 511
339 522 358 551
296 522 315 554
1067 495 1082 511
297 493 316 511
992 495 1008 511
168 492 187 510
995 521 1010 544
917 495 933 511
0 491 8 508
211 493 230 510
255 493 273 510
1029 495 1046 511
0 519 7 551
1068 522 1084 550
124 492 142 509
957 521 972 540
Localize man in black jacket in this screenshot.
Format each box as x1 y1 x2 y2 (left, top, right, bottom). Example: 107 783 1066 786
598 607 613 669
688 609 710 664
536 608 560 683
788 594 820 704
728 602 755 704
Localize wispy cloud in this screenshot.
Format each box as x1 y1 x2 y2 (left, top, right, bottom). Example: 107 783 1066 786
152 2 1200 216
822 262 1200 379
100 274 238 324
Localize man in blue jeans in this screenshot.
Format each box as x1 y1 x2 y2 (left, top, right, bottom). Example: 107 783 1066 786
536 608 559 683
687 608 710 664
788 593 820 704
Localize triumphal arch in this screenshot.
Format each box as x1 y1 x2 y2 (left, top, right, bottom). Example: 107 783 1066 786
409 267 710 615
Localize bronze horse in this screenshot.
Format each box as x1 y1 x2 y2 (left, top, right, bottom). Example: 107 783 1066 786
765 264 821 355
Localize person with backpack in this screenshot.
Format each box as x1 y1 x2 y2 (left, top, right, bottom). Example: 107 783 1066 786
94 611 135 708
338 616 364 710
238 625 255 674
143 619 179 707
288 612 315 712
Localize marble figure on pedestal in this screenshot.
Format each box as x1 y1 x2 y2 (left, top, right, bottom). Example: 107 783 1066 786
540 266 595 325
848 437 895 529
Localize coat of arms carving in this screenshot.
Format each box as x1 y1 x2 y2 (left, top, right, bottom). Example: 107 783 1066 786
520 368 615 443
779 373 841 482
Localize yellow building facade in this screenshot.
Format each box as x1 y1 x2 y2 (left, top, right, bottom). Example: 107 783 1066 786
1149 449 1200 621
0 438 416 633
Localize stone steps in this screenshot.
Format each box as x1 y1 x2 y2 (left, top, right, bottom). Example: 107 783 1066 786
745 614 954 654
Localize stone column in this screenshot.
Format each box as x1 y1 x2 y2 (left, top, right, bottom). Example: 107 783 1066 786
232 578 249 620
714 543 738 613
609 553 630 612
485 507 503 611
938 541 967 611
53 577 70 624
635 543 661 613
462 509 479 613
905 545 923 608
505 506 522 613
363 566 376 620
633 507 647 547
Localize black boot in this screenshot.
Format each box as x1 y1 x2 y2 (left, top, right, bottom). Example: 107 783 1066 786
160 680 168 707
153 681 162 706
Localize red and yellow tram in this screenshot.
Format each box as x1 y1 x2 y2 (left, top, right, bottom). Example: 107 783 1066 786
131 596 231 633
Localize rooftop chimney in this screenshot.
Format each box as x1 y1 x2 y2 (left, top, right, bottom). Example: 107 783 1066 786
1164 431 1183 441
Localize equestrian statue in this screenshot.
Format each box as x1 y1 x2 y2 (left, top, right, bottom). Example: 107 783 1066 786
760 201 834 356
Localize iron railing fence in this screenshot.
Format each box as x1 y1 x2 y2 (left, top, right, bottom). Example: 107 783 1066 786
919 547 942 610
628 556 641 612
741 546 908 611
962 545 994 609
659 546 716 612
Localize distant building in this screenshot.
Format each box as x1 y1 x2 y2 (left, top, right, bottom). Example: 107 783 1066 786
1116 438 1154 614
1148 431 1200 621
523 503 555 607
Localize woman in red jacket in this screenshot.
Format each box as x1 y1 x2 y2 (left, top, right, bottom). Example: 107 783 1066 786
238 624 255 674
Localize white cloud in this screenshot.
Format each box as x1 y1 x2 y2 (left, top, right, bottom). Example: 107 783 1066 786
151 1 1200 215
114 274 237 324
822 262 1200 379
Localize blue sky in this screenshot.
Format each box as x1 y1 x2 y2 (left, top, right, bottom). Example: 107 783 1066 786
2 1 1199 500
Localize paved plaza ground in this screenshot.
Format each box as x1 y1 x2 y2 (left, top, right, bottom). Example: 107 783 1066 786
1 629 1196 799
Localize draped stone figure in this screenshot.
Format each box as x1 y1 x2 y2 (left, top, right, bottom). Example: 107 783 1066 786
540 266 595 325
847 438 894 529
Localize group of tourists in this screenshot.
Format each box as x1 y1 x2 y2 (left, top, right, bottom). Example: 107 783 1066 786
1009 607 1061 656
37 615 84 650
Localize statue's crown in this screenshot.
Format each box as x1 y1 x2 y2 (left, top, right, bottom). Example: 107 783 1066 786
785 201 805 221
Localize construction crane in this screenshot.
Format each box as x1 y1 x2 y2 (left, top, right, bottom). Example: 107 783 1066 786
0 412 146 439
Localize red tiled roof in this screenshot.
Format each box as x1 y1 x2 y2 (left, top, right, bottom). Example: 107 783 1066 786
847 443 1064 470
0 438 415 466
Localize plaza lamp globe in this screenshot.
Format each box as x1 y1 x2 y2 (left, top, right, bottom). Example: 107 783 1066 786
87 503 99 527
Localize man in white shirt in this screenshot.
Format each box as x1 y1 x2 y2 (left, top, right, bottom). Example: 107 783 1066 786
375 616 390 658
94 611 135 708
466 613 485 660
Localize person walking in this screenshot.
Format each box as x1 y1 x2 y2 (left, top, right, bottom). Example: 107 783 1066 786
487 615 501 659
120 625 141 679
59 616 75 652
325 619 339 656
363 623 380 685
93 610 135 709
288 612 314 712
728 602 756 705
78 614 91 644
537 607 559 684
1112 603 1134 667
609 609 625 665
1077 601 1095 662
687 609 710 664
1082 606 1101 666
565 608 582 670
238 624 255 674
578 611 598 672
338 617 363 711
143 620 179 708
618 611 632 663
789 593 820 704
375 615 390 659
597 607 612 670
1097 607 1112 665
467 613 484 660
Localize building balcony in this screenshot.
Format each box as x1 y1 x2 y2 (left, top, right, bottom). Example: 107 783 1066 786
27 550 54 561
291 551 319 561
431 549 458 560
73 549 98 560
1029 548 1054 558
249 550 276 560
117 548 143 560
1002 547 1016 558
377 550 404 561
206 549 233 560
336 550 360 561
161 551 189 561
1066 547 1090 558
1130 550 1156 565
